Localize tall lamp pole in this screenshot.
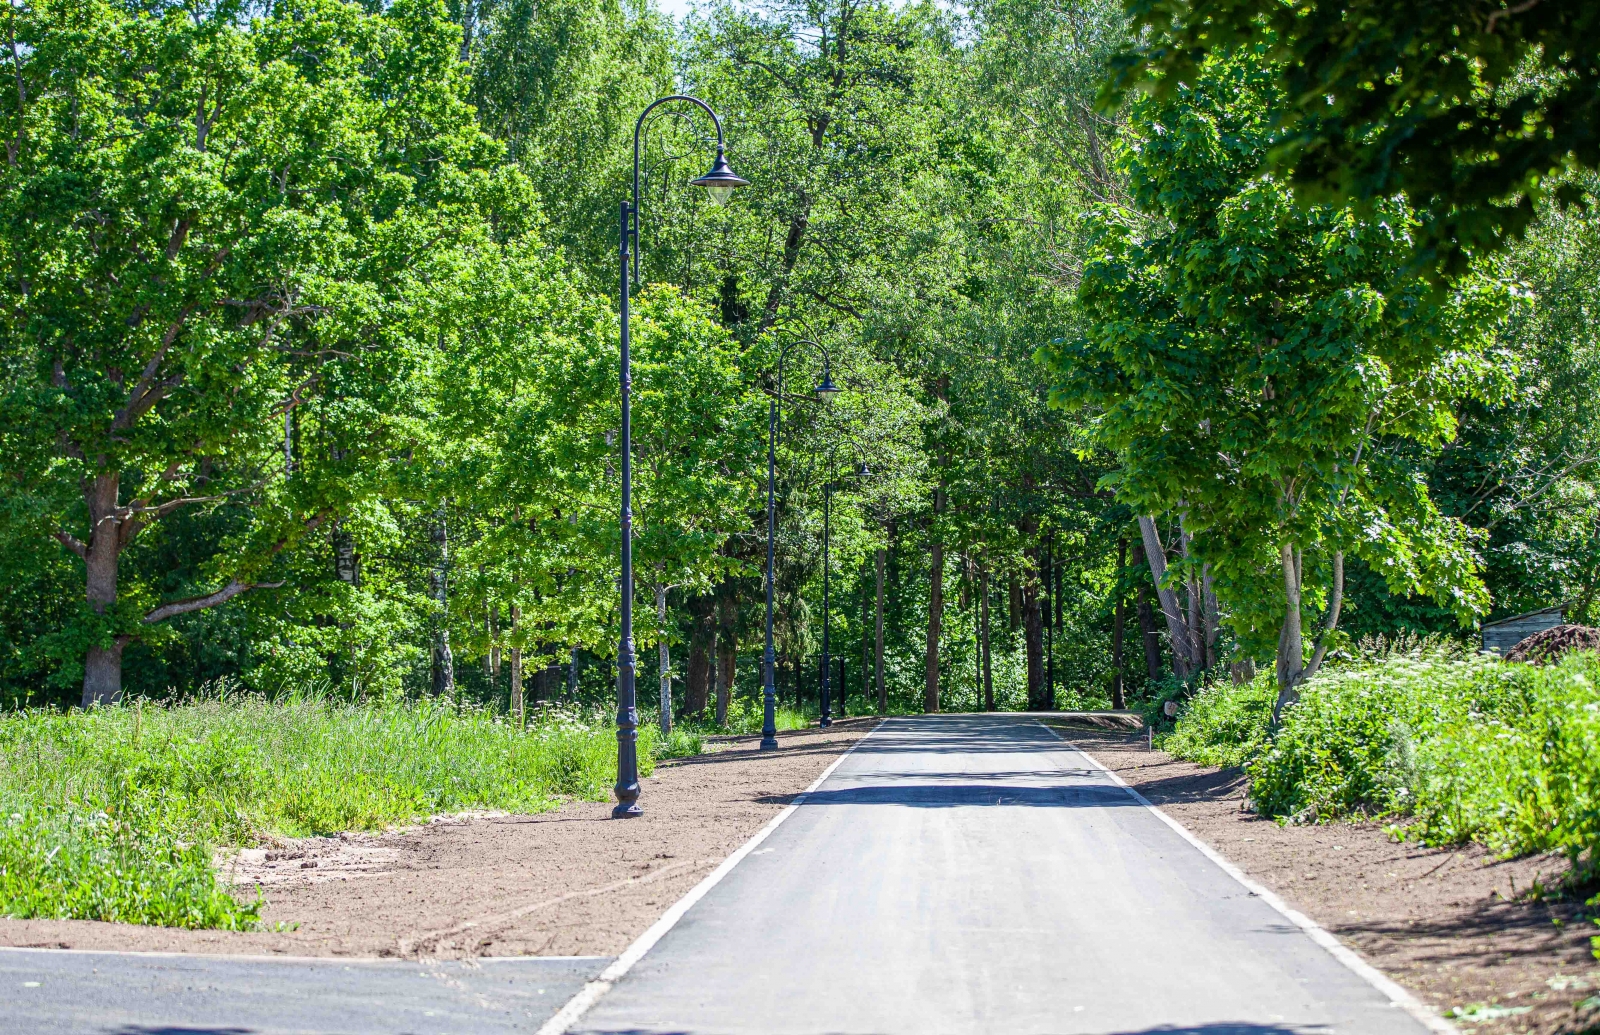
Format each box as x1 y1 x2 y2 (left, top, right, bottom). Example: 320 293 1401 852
762 340 839 749
614 96 748 819
820 477 833 727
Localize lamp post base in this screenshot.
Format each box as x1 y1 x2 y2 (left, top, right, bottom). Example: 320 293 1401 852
611 802 643 819
759 735 779 751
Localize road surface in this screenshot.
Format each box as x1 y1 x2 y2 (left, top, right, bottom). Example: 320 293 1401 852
0 949 604 1034
2 714 1442 1035
572 713 1438 1035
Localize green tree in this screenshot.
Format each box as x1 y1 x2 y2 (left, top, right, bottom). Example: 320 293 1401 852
0 0 518 704
1043 48 1510 712
1108 0 1600 276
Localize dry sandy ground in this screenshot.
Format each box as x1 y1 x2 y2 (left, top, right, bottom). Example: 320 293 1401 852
1052 721 1600 1035
0 719 877 960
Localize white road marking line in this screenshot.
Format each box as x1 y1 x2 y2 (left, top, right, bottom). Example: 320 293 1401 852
1035 718 1459 1035
535 721 886 1035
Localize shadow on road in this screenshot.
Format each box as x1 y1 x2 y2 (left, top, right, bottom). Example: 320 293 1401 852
759 783 1142 807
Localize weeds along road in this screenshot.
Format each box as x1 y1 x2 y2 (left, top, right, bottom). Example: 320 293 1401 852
567 713 1445 1035
3 714 1447 1035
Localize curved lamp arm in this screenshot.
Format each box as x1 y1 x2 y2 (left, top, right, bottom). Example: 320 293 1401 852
630 95 739 289
772 338 836 451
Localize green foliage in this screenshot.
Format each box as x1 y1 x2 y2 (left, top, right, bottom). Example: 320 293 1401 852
0 693 686 927
1172 646 1600 871
0 806 261 930
1159 672 1274 769
1042 44 1508 669
1108 0 1600 277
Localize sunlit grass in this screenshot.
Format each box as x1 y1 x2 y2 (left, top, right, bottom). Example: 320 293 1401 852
0 691 691 929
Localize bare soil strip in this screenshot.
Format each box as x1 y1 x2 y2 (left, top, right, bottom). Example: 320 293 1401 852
1054 721 1600 1035
0 720 875 960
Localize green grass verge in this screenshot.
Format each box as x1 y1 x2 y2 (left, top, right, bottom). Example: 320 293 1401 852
1162 643 1600 870
0 694 688 929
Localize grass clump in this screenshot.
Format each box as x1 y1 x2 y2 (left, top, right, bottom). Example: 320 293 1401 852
0 693 687 928
687 697 811 737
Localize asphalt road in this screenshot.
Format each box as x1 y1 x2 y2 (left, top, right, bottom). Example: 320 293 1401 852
0 949 605 1034
572 713 1439 1035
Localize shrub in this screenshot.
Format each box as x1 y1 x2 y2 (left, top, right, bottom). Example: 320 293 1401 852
1238 645 1600 869
1159 673 1276 769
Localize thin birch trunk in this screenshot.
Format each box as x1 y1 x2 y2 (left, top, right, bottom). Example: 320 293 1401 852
656 578 671 734
1305 551 1345 680
1138 516 1193 676
509 602 524 728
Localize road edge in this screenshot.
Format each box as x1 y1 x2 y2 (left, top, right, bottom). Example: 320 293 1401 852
1036 719 1459 1035
535 719 887 1035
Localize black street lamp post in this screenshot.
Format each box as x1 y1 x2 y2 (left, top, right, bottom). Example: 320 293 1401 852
819 477 833 728
613 96 748 819
762 340 838 749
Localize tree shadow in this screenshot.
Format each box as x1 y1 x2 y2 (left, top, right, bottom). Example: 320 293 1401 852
755 783 1142 808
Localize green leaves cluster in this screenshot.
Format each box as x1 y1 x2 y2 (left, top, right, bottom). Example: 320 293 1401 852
1043 46 1511 660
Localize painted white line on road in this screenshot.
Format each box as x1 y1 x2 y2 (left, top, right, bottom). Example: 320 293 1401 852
536 720 886 1035
1035 719 1459 1035
0 944 610 965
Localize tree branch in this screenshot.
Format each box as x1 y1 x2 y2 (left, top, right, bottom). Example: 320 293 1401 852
53 529 87 559
143 579 283 624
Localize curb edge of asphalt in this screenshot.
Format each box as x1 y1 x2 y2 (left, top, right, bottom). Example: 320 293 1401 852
535 718 887 1035
1036 719 1460 1035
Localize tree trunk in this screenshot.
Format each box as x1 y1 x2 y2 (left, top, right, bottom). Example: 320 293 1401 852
925 490 945 713
715 590 736 726
1023 557 1046 710
1043 541 1054 709
487 604 500 689
1111 539 1127 710
1138 516 1193 676
568 646 579 700
874 547 886 714
716 643 734 726
1202 565 1220 670
657 580 672 734
686 593 713 717
1131 542 1164 680
1273 544 1305 721
1304 551 1345 681
1008 575 1022 633
972 566 985 713
430 506 454 698
80 472 124 707
509 603 524 727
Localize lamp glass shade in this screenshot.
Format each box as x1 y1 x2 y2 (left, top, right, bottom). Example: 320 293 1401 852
689 149 750 207
814 371 840 401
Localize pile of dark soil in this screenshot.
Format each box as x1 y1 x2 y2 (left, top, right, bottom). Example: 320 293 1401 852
1506 624 1600 664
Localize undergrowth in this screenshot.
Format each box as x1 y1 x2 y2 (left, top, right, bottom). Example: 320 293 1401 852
1162 640 1600 872
0 692 685 929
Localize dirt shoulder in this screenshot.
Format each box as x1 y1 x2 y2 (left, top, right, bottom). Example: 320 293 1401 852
0 719 876 960
1051 721 1599 1035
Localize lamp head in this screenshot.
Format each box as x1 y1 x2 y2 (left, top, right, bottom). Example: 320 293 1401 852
814 367 840 402
689 145 750 206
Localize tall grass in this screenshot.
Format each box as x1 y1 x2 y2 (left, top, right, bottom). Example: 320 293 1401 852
1163 642 1600 871
0 692 687 929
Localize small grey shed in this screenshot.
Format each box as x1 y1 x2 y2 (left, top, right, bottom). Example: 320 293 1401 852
1481 605 1566 655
